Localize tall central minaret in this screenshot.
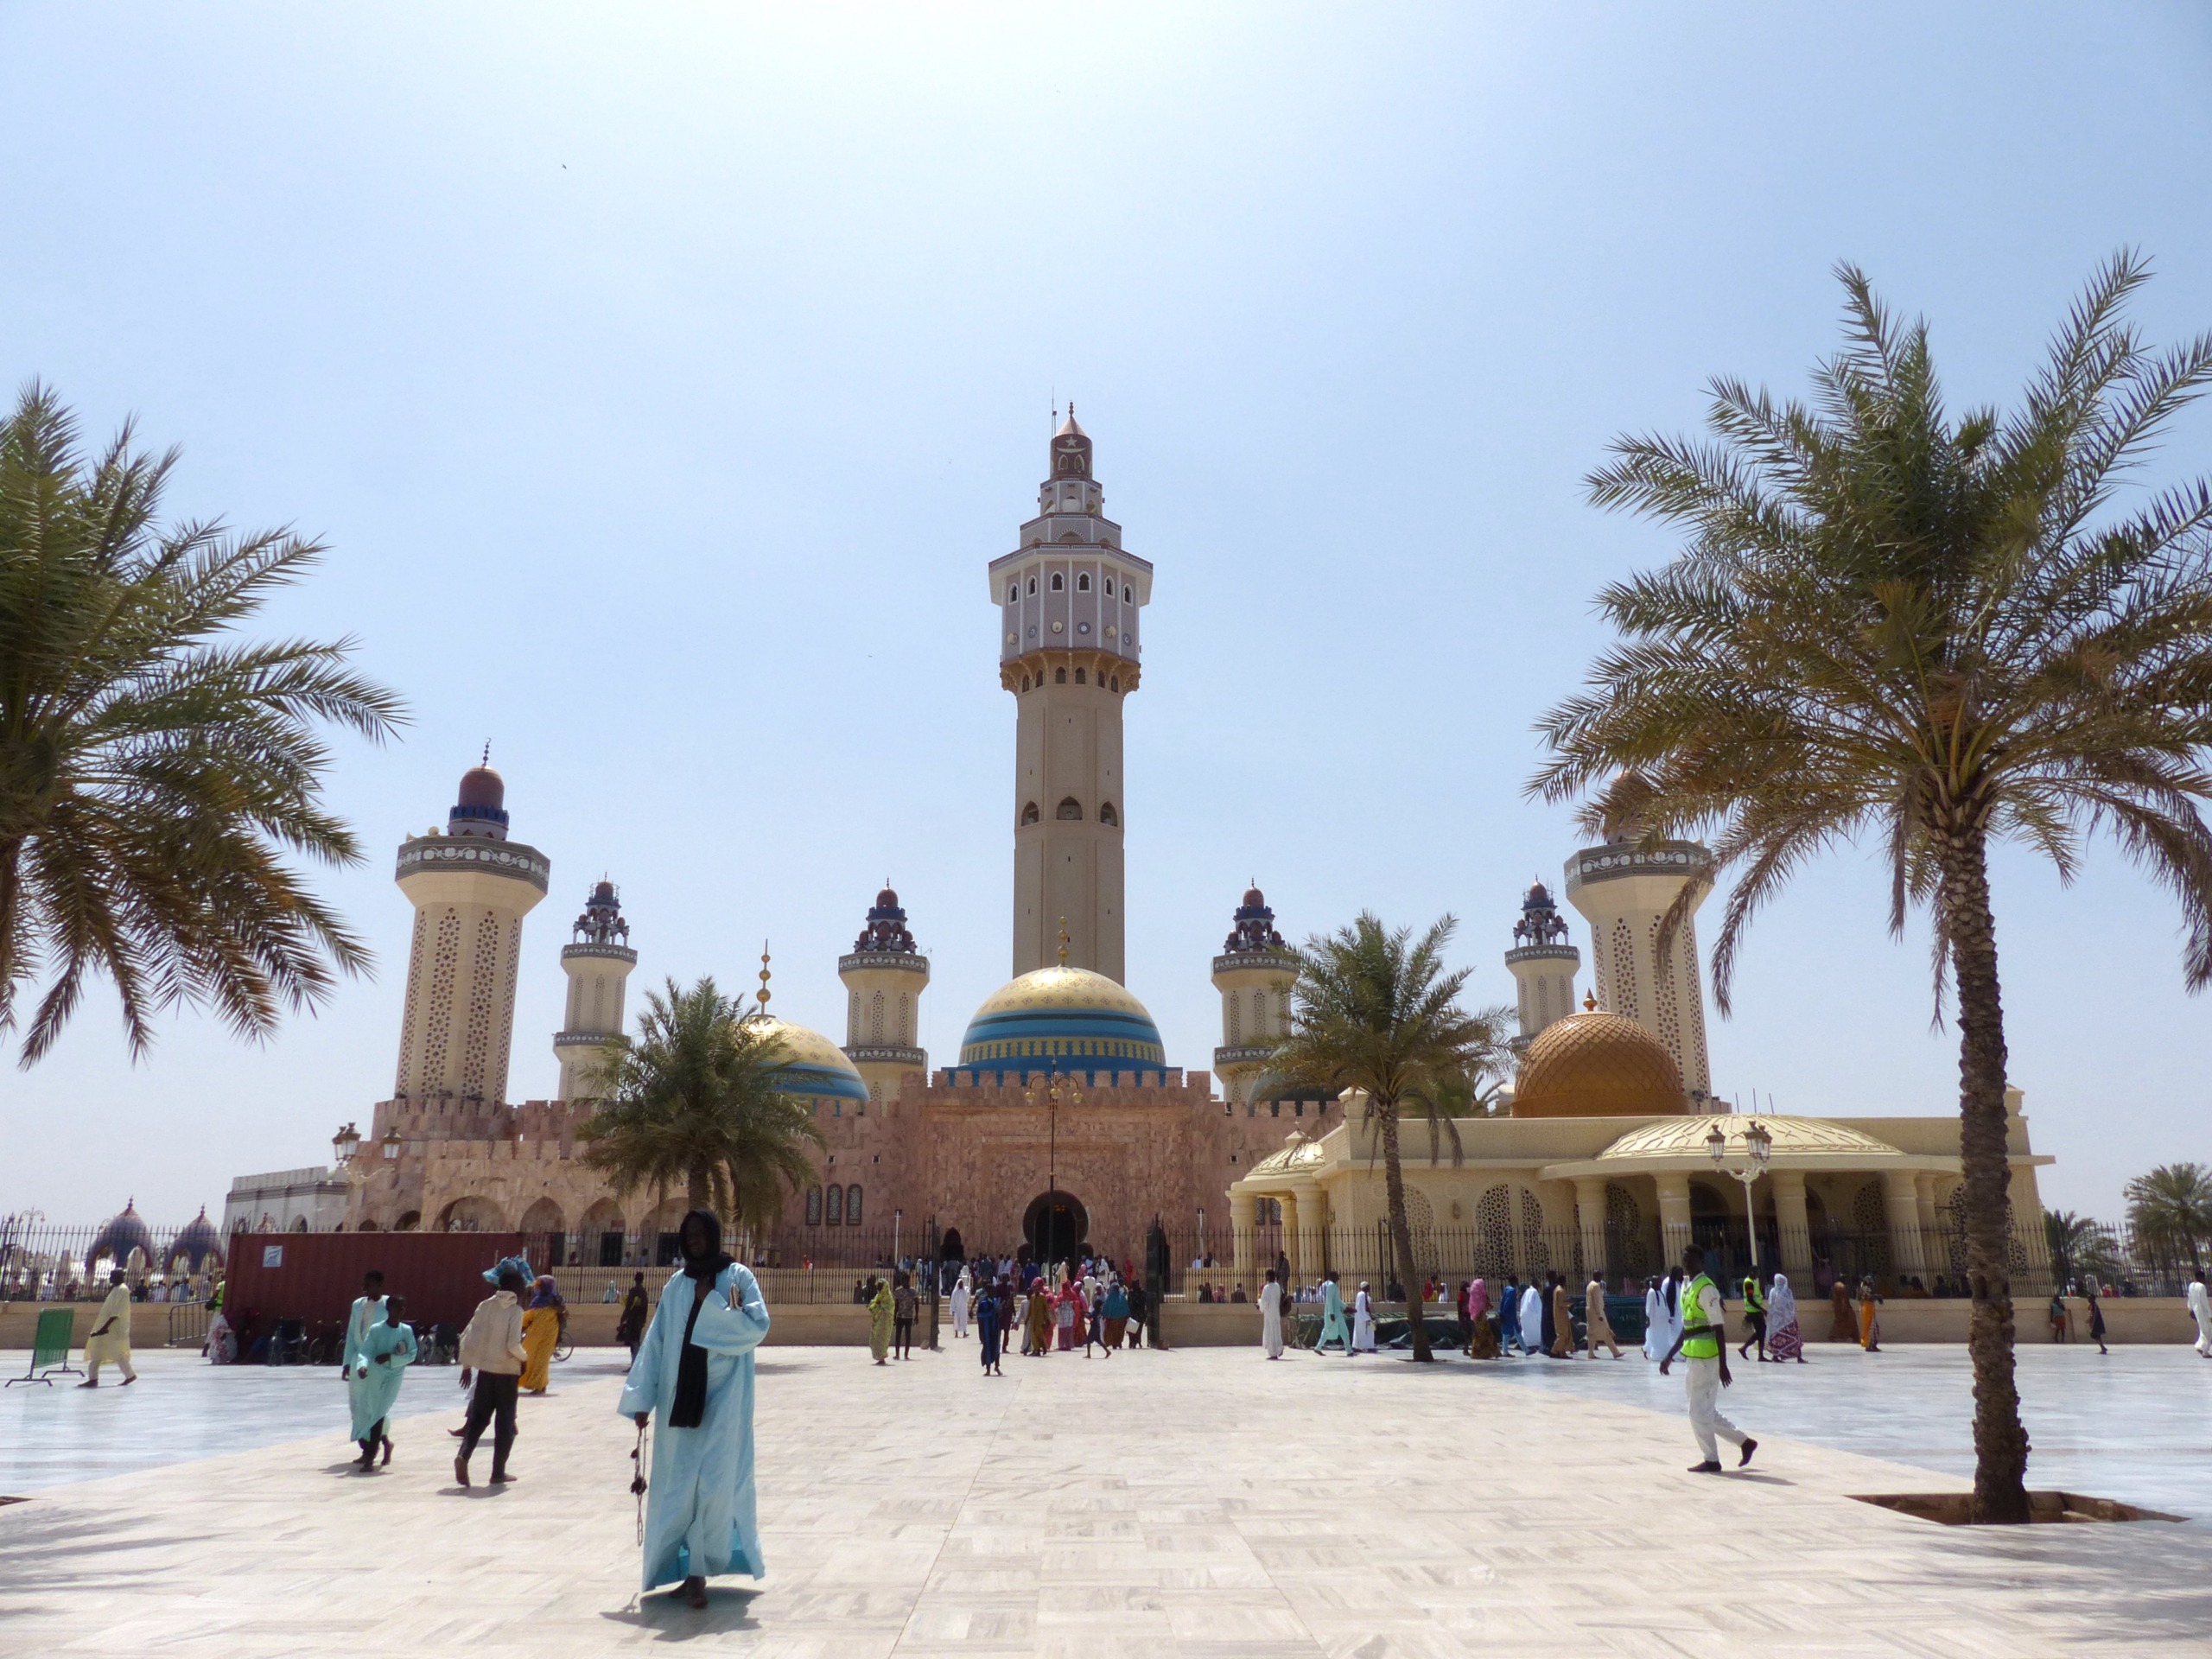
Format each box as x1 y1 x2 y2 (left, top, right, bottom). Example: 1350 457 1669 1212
989 411 1151 982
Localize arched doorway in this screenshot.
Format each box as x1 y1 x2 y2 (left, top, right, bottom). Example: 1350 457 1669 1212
940 1227 965 1262
1023 1192 1088 1262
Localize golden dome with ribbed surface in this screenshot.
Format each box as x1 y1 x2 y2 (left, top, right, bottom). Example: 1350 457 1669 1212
1513 1010 1686 1117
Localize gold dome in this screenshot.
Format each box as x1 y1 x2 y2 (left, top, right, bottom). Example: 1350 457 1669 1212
1513 1010 1685 1117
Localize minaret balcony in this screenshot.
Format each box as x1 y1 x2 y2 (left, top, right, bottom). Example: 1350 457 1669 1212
396 836 550 893
1211 950 1300 979
1213 1042 1281 1071
837 951 931 977
554 1029 626 1050
560 941 639 966
843 1043 927 1068
1563 841 1712 897
1504 944 1580 968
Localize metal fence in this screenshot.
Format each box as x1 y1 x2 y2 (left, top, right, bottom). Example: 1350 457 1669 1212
0 1219 227 1305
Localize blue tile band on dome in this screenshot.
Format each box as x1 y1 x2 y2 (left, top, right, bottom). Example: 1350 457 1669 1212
750 1015 871 1102
957 965 1167 1076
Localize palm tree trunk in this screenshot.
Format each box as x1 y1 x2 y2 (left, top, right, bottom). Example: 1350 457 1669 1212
1940 830 2031 1524
1375 1103 1432 1362
687 1164 710 1213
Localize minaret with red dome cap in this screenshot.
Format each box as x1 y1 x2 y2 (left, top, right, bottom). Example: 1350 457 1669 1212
1210 882 1300 1109
1504 879 1580 1052
554 878 638 1100
988 410 1152 982
390 753 550 1105
837 883 930 1103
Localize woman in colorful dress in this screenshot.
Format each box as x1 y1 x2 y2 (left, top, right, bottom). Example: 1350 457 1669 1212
519 1276 563 1394
1766 1271 1805 1363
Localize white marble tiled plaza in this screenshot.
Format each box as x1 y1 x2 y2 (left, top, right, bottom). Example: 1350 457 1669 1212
3 1343 2209 1656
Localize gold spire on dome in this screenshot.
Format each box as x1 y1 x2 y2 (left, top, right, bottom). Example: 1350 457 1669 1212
1057 918 1070 965
1584 991 1597 1011
758 942 772 1011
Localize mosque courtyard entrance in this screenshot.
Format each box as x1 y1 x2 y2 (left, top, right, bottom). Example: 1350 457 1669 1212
1024 1192 1089 1262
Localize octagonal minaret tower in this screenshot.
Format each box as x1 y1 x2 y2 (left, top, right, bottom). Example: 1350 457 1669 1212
1211 884 1299 1107
1563 836 1713 1103
988 410 1151 983
1504 880 1580 1053
391 756 550 1104
554 880 637 1101
838 884 930 1103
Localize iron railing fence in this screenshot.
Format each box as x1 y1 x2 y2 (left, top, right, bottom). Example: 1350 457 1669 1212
0 1219 227 1303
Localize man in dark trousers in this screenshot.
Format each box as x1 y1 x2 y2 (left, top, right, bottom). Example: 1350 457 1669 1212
454 1267 528 1487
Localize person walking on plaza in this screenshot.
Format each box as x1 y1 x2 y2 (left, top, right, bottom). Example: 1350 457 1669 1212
950 1268 971 1340
2191 1271 2212 1357
1500 1275 1523 1355
1026 1281 1052 1357
1102 1277 1129 1349
892 1272 917 1361
1519 1279 1543 1359
350 1295 416 1470
520 1276 563 1394
79 1270 137 1387
1123 1279 1147 1348
2086 1287 2109 1356
1738 1274 1769 1362
617 1273 650 1362
1584 1274 1622 1359
1829 1279 1857 1343
620 1209 771 1611
977 1279 1004 1376
454 1268 527 1487
1260 1268 1287 1360
1351 1281 1376 1354
1641 1278 1664 1361
1659 1245 1758 1474
1466 1276 1497 1358
1316 1271 1351 1354
867 1276 893 1364
1548 1274 1573 1358
340 1270 387 1380
1766 1272 1806 1363
1856 1275 1883 1352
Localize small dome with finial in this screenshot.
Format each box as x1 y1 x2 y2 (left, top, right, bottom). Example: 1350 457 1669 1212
449 745 510 838
852 883 918 954
1222 882 1287 956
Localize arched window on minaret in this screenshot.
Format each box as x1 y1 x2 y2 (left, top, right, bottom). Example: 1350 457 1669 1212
870 992 884 1043
1074 668 1086 684
1056 798 1083 820
1054 667 1067 683
1021 801 1040 826
1098 802 1117 826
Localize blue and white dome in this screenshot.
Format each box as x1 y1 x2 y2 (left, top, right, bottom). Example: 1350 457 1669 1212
752 1015 868 1103
958 966 1166 1077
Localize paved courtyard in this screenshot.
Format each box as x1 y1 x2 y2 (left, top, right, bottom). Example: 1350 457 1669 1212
3 1342 2209 1656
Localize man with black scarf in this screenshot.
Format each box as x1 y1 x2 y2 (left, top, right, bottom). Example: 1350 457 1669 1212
618 1209 772 1609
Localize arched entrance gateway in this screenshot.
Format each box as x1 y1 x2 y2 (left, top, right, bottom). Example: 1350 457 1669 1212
1023 1192 1088 1262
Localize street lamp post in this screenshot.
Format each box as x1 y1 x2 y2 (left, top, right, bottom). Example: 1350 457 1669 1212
1707 1119 1775 1272
1024 1068 1084 1262
332 1122 361 1165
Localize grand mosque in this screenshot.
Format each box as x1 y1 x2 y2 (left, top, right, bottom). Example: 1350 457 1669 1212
330 417 2052 1285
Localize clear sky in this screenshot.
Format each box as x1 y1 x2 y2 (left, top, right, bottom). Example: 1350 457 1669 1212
4 4 2209 1228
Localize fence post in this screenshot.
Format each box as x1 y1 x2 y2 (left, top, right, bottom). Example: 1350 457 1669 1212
926 1216 941 1351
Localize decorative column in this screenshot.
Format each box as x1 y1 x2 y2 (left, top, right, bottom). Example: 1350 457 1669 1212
1573 1178 1609 1283
1229 1188 1256 1289
1288 1179 1324 1288
1914 1174 1941 1235
1770 1170 1812 1274
1883 1170 1927 1278
1276 1190 1300 1289
1654 1172 1692 1267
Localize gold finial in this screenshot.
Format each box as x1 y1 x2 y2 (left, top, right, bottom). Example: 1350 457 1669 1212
480 741 491 767
758 942 772 1010
1584 990 1597 1012
1056 918 1070 965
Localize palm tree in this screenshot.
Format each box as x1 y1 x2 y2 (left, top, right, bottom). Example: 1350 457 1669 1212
577 976 826 1233
1530 255 2212 1523
2125 1161 2212 1276
0 383 404 1063
2042 1208 2106 1293
1268 913 1503 1362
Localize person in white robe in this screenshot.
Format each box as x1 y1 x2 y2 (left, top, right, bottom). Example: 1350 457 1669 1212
2189 1270 2210 1357
80 1271 137 1386
620 1210 772 1610
1519 1281 1543 1359
1351 1281 1376 1354
1260 1269 1286 1358
950 1270 971 1339
1642 1278 1665 1361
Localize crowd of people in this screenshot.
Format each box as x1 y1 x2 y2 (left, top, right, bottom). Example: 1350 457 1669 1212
918 1251 1157 1372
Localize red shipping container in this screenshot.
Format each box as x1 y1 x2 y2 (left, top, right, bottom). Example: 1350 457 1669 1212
222 1232 533 1341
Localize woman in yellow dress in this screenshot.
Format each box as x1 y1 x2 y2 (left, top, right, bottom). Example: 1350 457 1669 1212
519 1275 564 1393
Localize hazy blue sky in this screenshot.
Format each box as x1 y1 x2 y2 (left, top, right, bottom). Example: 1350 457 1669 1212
5 5 2210 1226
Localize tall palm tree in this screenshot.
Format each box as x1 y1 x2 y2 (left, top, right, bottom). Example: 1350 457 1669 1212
577 976 826 1231
2124 1161 2212 1276
1269 913 1503 1362
0 383 404 1063
1531 255 2212 1523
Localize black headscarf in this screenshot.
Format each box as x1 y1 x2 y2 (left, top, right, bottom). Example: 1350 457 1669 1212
671 1209 734 1429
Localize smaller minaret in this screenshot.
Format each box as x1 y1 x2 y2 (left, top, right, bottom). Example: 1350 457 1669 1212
1211 884 1299 1107
1564 834 1714 1098
838 885 930 1103
554 880 637 1101
1504 880 1580 1052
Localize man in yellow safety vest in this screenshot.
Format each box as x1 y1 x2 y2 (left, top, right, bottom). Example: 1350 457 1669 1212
1659 1244 1758 1473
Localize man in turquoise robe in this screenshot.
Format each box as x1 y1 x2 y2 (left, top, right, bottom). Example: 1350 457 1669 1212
620 1210 771 1608
349 1295 416 1468
1316 1271 1351 1354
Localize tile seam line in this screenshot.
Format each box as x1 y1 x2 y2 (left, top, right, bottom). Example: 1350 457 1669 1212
888 1347 1025 1654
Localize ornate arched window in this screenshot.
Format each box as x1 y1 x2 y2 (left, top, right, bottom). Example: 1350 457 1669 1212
870 991 884 1042
1050 572 1065 592
1054 667 1067 684
1056 798 1083 820
1098 801 1117 825
845 1185 863 1225
1021 801 1040 826
1074 667 1086 684
825 1185 842 1225
1077 572 1091 592
806 1186 823 1226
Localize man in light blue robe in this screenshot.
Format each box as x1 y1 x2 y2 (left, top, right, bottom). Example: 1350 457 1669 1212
620 1209 771 1609
348 1295 416 1468
1316 1271 1351 1354
340 1270 387 1430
